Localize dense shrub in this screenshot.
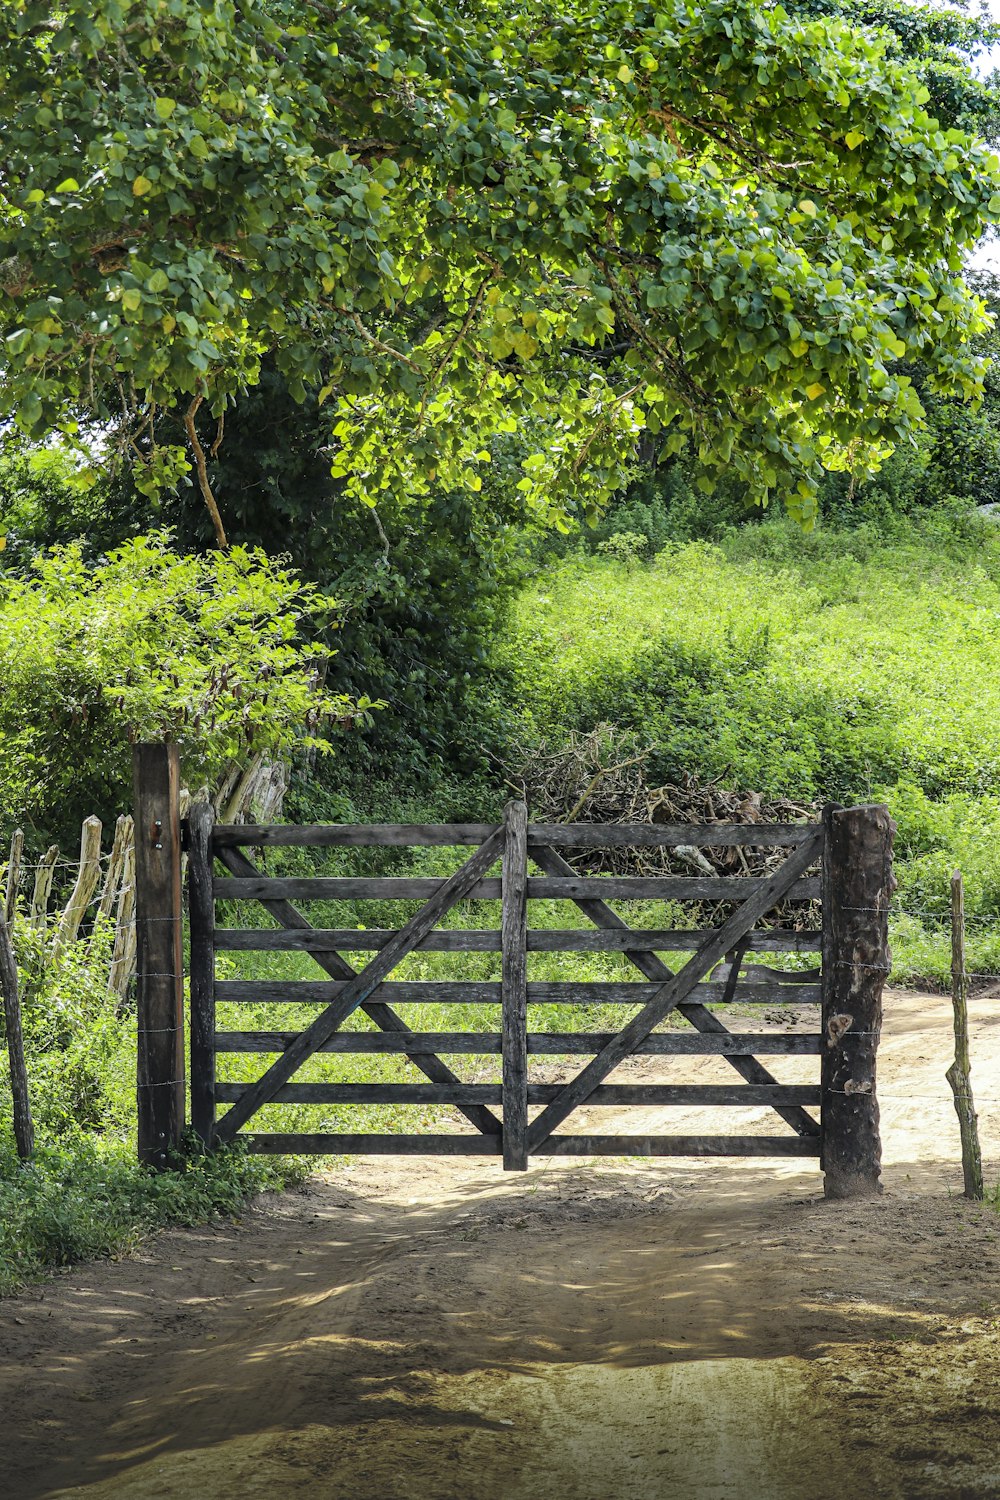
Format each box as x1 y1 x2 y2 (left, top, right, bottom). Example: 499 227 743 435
0 532 361 848
0 928 303 1294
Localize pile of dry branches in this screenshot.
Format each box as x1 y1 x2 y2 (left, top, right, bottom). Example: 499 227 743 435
502 723 821 880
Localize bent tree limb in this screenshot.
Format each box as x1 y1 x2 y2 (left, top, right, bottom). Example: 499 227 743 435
184 396 228 549
0 909 34 1159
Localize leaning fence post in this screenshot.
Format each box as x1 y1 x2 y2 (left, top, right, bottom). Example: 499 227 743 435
0 907 33 1159
501 800 529 1171
188 801 216 1148
946 870 983 1200
134 742 185 1169
821 802 895 1200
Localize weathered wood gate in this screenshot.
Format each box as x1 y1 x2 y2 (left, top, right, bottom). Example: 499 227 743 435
134 745 894 1200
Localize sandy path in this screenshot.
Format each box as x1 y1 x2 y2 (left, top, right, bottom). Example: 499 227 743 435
3 989 1000 1500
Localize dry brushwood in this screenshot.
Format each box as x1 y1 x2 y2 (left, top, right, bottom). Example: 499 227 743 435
501 723 822 926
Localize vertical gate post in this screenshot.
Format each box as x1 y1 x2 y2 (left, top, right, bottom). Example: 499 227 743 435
501 801 529 1171
134 742 185 1168
188 801 216 1148
821 802 895 1200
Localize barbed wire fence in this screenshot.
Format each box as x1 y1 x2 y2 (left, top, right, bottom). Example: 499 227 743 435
0 752 284 1003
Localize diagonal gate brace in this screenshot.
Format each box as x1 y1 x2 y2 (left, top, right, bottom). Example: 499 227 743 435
214 828 505 1143
527 830 824 1153
214 845 503 1138
530 843 820 1139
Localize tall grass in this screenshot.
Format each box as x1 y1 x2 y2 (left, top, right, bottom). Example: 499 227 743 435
491 515 1000 979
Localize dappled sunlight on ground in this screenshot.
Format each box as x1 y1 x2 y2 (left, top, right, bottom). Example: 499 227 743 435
2 989 999 1499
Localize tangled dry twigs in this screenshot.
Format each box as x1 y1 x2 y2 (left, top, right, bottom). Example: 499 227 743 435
501 724 821 926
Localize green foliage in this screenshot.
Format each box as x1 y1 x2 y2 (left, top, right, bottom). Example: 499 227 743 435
0 532 363 846
0 442 142 570
490 514 1000 978
13 924 134 1136
0 1134 299 1294
101 368 538 777
793 0 1000 136
0 0 997 529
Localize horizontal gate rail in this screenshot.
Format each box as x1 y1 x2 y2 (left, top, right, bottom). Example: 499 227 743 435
213 980 822 1005
241 1133 823 1157
213 874 820 901
213 926 824 953
211 822 818 848
215 1082 822 1106
215 1030 823 1055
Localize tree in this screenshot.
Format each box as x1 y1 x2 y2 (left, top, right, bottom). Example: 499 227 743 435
1 0 999 539
105 367 538 774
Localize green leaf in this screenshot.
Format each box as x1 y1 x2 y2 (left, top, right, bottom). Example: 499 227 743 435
132 175 153 196
154 97 177 120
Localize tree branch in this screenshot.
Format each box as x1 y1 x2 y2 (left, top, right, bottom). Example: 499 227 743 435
184 395 228 548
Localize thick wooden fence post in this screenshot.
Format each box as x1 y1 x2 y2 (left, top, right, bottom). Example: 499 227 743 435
134 742 185 1168
821 803 895 1200
501 801 529 1171
189 801 216 1148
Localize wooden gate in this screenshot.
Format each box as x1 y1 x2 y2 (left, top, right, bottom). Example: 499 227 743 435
133 745 894 1200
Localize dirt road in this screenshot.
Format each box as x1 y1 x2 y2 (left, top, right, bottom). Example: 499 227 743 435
3 990 1000 1500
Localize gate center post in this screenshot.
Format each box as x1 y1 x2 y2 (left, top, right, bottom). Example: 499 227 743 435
501 801 529 1170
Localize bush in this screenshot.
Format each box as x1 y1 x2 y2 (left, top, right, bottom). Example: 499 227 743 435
0 532 365 848
0 1133 301 1294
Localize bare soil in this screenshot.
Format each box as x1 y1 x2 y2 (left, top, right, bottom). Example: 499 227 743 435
3 989 1000 1500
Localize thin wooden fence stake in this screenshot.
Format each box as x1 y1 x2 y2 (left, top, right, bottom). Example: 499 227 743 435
946 871 984 1201
134 743 185 1168
30 845 59 931
108 841 136 1000
821 803 894 1200
51 816 103 961
96 815 133 925
4 829 23 924
188 801 216 1147
0 907 33 1158
501 801 529 1171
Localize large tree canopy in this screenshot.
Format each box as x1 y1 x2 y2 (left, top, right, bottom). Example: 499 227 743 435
1 0 999 538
